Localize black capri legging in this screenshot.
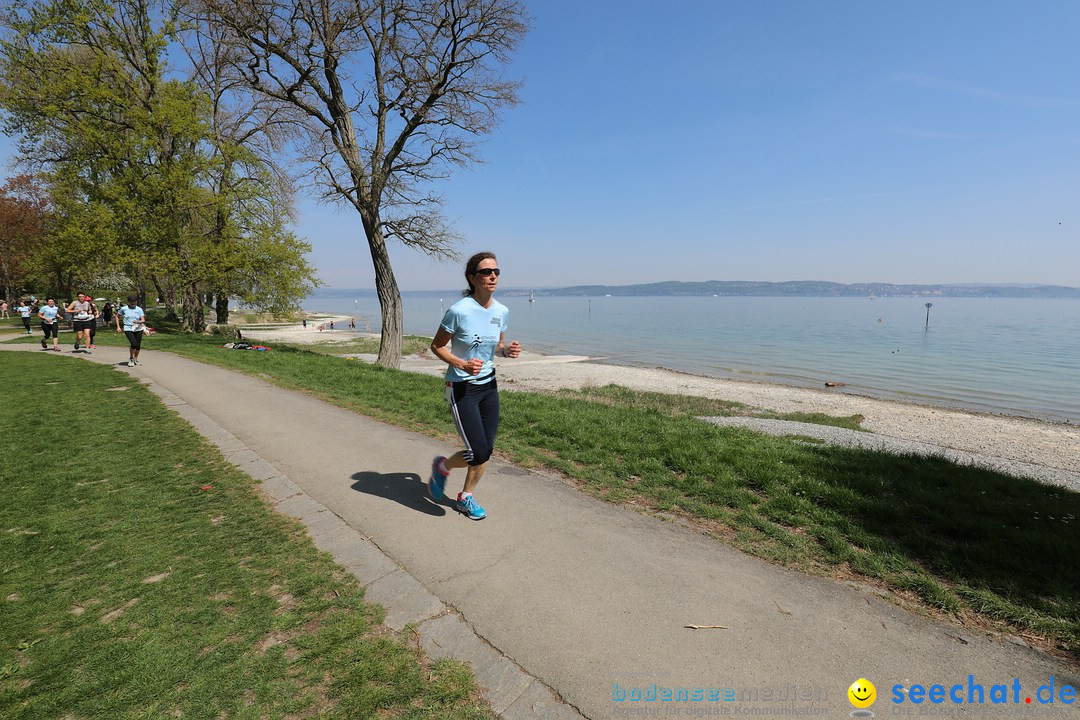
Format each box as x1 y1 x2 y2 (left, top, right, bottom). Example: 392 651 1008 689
124 330 144 350
21 317 31 332
41 322 58 339
446 377 500 466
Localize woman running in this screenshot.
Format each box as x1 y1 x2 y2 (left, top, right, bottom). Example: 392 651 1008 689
17 300 33 334
115 294 146 367
428 252 521 520
37 297 61 351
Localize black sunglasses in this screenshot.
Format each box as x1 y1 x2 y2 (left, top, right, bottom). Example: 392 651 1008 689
473 268 501 277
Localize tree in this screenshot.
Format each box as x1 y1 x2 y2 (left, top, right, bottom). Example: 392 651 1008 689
29 168 118 299
0 0 319 331
0 174 48 302
190 0 528 367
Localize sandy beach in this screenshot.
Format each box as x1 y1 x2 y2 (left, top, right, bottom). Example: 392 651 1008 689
238 318 1080 480
237 314 366 343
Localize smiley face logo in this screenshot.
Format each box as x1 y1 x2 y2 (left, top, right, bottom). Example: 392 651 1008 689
848 678 876 708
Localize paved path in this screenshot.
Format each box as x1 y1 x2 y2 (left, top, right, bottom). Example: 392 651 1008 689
3 339 1077 720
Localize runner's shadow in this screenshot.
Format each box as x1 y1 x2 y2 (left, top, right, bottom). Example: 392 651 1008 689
350 471 446 516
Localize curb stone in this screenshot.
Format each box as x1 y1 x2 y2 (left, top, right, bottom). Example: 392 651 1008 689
139 375 586 719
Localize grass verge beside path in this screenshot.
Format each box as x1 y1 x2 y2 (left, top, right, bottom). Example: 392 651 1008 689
301 335 435 358
0 353 492 720
135 331 1080 661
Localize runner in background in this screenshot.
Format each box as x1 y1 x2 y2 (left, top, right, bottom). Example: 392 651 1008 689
66 292 94 352
37 297 61 351
115 294 146 367
87 298 100 349
17 300 32 333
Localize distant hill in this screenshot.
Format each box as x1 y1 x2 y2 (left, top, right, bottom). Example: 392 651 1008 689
529 281 1080 299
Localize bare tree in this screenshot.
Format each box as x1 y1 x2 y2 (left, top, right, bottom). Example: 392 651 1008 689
189 0 528 367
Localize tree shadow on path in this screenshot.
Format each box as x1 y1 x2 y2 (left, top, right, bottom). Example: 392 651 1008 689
350 471 447 516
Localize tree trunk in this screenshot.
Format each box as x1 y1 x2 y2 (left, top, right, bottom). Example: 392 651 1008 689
135 275 149 310
0 255 13 305
151 275 179 322
365 226 402 369
54 267 73 301
181 282 206 333
214 291 229 324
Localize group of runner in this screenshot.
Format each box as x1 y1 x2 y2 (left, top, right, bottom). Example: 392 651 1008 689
15 293 147 367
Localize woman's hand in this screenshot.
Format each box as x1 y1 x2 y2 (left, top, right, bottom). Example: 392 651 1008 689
503 341 522 359
463 357 484 375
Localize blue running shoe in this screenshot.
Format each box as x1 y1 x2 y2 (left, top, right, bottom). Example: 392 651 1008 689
456 494 486 520
429 456 447 500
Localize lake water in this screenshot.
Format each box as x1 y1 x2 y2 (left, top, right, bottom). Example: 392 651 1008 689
304 291 1080 424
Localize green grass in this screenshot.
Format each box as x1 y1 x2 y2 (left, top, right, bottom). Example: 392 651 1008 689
116 327 1080 658
1 316 33 333
301 335 434 358
547 384 865 430
0 352 492 720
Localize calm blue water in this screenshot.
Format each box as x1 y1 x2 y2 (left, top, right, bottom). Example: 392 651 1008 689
304 292 1080 423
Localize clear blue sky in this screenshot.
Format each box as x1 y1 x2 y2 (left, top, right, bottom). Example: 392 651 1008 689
4 1 1079 290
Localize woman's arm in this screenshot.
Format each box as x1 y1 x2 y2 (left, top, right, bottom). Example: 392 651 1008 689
431 327 481 375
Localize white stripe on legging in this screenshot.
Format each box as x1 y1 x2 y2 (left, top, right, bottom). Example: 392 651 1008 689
446 385 474 463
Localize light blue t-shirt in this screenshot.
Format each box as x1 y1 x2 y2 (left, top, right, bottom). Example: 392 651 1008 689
440 296 508 383
38 305 59 323
17 305 31 318
118 305 145 331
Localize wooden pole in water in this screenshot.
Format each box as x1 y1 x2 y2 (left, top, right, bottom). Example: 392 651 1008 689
924 302 933 329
